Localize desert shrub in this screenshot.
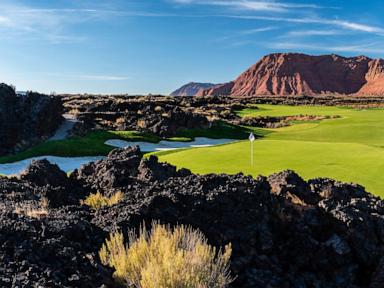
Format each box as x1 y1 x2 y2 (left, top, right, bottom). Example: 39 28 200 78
116 117 126 125
99 223 233 288
137 119 146 129
14 197 49 219
154 106 163 112
82 191 123 209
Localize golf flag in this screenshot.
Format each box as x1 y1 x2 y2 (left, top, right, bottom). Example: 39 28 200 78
249 132 255 142
249 132 255 166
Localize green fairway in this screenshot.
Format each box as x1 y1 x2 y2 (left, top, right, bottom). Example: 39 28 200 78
0 121 252 164
0 130 160 164
157 105 384 197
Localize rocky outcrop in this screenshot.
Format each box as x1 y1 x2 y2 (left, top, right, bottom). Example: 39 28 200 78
358 58 384 95
170 82 217 96
199 53 384 97
0 83 63 156
1 147 384 287
64 96 211 137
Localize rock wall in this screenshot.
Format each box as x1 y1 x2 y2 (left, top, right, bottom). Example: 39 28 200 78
0 84 63 155
63 95 211 137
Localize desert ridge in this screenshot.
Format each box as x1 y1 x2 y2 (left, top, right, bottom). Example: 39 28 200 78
177 53 384 97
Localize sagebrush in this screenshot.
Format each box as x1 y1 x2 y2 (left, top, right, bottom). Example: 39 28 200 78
99 222 233 288
82 191 123 209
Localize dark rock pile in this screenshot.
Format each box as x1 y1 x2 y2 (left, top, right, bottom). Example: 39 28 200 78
0 83 63 156
1 147 384 287
64 96 212 137
232 114 338 128
61 94 384 139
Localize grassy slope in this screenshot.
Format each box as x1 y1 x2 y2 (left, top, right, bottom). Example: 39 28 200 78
157 105 384 196
0 121 251 164
0 131 160 164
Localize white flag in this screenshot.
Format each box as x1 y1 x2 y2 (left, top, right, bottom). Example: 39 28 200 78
249 132 255 142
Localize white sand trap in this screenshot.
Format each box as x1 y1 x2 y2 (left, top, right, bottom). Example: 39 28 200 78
0 138 236 176
0 156 105 176
105 137 236 152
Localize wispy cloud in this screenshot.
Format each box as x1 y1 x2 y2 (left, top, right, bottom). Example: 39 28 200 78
240 26 277 35
333 20 383 33
215 25 277 43
0 3 107 43
228 15 384 35
79 75 129 81
270 41 384 54
284 29 344 37
0 2 174 44
172 0 327 12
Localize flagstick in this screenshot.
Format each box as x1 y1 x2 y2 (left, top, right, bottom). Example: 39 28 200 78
249 132 255 167
251 140 253 166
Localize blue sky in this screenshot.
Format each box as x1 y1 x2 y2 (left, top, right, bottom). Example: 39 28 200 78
0 0 383 94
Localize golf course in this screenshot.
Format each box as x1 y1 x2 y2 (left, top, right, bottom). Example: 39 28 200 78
1 103 383 197
156 104 384 197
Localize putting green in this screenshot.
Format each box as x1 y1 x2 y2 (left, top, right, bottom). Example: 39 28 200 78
157 105 384 197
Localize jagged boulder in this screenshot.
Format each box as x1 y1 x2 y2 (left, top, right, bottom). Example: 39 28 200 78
137 155 191 182
71 146 142 195
20 159 81 207
268 170 320 205
21 160 71 188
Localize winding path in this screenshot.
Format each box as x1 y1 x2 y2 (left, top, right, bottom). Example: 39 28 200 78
49 114 78 141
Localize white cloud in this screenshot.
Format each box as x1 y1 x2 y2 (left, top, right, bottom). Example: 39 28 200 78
0 3 108 43
172 0 325 12
214 25 277 42
0 2 182 44
0 16 10 24
332 20 384 33
271 42 384 54
285 29 344 37
240 26 277 34
79 75 129 81
228 15 384 35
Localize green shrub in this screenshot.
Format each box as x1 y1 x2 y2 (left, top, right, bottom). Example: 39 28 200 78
82 191 123 209
99 223 233 288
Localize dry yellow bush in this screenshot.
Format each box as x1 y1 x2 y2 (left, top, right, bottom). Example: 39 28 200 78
99 223 233 288
82 191 123 209
116 117 126 125
14 197 49 219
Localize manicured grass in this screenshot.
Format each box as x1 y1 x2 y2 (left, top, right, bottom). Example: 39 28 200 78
0 121 252 164
177 121 257 139
0 130 160 164
157 105 384 197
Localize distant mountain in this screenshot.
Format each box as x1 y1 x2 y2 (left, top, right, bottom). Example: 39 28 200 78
170 82 217 96
198 53 384 97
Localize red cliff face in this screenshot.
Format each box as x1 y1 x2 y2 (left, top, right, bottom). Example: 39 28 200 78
200 53 384 97
358 59 384 96
196 82 234 97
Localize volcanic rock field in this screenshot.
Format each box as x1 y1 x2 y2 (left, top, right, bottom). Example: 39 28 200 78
2 147 384 287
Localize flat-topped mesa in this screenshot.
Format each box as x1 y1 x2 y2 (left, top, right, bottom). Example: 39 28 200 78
198 53 384 97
